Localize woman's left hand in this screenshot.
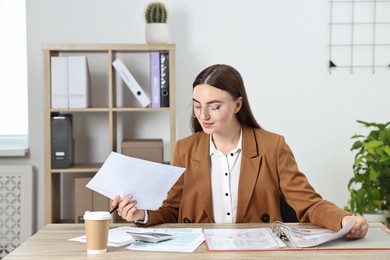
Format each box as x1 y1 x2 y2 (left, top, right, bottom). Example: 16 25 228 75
342 215 368 239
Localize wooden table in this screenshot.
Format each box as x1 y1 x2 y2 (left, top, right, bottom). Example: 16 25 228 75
4 222 390 259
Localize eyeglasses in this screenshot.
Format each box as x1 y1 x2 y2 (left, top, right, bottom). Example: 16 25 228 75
188 99 236 119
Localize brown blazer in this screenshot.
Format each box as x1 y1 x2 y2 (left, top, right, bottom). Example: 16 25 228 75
145 125 349 231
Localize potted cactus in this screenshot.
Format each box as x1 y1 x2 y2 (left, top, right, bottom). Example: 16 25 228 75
145 2 169 44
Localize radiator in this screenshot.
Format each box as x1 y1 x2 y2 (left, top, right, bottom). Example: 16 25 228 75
0 165 33 259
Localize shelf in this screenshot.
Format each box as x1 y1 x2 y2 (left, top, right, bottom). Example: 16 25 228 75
44 43 176 224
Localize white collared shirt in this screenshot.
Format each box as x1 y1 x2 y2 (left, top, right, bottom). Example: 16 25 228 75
210 130 242 223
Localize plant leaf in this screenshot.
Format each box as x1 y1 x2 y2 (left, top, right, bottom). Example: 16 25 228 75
383 146 390 156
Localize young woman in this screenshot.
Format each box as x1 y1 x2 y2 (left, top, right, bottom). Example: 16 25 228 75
112 64 368 239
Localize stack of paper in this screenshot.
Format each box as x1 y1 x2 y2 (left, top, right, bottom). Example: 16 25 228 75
69 226 204 253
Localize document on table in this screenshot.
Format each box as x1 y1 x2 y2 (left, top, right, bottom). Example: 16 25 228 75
86 152 185 210
127 227 204 253
69 226 204 252
286 216 355 248
204 217 356 251
69 226 136 247
203 228 286 251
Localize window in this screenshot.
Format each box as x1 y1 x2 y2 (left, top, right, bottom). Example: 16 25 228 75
0 0 28 136
0 0 28 156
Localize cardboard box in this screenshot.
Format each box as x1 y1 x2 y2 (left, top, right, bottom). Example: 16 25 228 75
121 139 163 163
74 177 109 223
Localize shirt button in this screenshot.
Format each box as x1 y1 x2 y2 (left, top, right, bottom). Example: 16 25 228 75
227 212 230 216
225 173 228 176
225 193 229 196
230 153 234 156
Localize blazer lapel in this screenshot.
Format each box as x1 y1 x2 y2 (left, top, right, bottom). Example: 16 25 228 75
190 134 214 221
236 126 262 222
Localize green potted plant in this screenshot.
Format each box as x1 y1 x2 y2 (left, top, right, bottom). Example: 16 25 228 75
345 120 390 224
145 2 169 44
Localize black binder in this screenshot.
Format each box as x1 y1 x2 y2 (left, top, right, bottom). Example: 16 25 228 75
51 114 74 168
160 51 169 107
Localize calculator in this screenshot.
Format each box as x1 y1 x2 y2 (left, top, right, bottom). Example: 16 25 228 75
126 231 174 243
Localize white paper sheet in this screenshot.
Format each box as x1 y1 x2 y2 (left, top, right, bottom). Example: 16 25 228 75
126 227 204 253
86 151 185 210
203 228 285 251
69 226 204 252
287 216 356 248
69 226 136 247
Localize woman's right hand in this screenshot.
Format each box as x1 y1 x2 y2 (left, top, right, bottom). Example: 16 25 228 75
112 194 146 223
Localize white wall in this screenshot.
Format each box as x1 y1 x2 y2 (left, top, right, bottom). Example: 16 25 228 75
26 0 390 231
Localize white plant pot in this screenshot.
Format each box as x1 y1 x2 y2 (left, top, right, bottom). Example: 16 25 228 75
363 211 388 222
145 23 169 44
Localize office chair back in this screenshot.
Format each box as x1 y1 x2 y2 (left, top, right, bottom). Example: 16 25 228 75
280 195 298 222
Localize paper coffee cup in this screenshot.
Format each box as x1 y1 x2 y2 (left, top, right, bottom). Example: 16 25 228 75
83 211 111 254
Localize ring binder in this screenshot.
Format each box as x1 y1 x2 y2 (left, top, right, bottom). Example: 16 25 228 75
205 218 358 251
202 217 389 251
272 221 291 242
271 217 356 248
112 59 151 108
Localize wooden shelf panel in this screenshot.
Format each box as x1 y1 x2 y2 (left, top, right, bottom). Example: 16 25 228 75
42 43 176 52
113 107 170 112
50 108 111 113
50 107 171 113
50 163 102 173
